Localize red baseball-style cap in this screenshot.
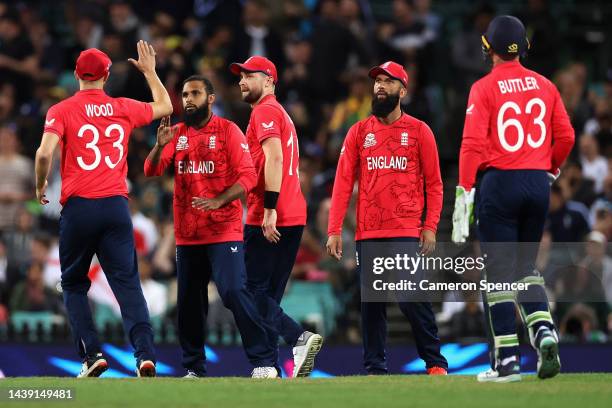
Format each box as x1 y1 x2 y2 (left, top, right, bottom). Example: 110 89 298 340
368 61 408 88
75 48 112 81
229 56 278 84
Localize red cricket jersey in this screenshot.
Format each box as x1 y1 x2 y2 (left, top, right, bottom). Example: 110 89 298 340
245 94 307 226
144 116 256 245
459 60 575 190
328 113 443 240
43 89 153 205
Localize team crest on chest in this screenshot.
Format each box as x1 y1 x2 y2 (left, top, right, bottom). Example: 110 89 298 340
176 135 189 151
209 135 216 149
401 132 408 146
364 133 377 148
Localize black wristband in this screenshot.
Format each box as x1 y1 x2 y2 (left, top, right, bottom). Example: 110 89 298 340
264 191 280 209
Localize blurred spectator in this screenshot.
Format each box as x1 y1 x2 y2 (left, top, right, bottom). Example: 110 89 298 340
379 0 429 57
579 133 609 194
309 0 367 103
518 0 559 78
339 0 374 58
130 199 159 256
556 66 592 135
546 183 590 242
0 10 38 103
229 0 285 73
3 206 36 276
0 125 34 232
108 0 150 58
578 231 612 303
328 70 371 140
9 262 62 313
151 221 176 278
449 297 485 339
292 226 327 281
560 303 607 343
414 0 442 43
558 161 597 209
451 4 494 96
139 256 167 318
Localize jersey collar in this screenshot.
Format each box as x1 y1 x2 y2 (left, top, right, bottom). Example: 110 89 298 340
492 60 522 71
255 93 276 106
77 88 106 94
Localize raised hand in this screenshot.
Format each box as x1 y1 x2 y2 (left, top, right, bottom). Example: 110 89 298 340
128 40 157 75
156 116 173 147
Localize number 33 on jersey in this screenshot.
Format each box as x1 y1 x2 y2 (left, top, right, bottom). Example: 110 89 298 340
459 60 575 190
43 89 153 205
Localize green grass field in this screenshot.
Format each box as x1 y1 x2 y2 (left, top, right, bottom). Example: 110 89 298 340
1 375 611 408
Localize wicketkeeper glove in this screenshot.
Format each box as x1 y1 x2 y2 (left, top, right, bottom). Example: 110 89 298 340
452 186 475 244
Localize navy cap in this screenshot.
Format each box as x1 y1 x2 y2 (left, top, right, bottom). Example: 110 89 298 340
482 15 530 57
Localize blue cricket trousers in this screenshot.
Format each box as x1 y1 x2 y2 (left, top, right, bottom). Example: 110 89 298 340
357 237 448 374
176 242 275 374
244 225 305 370
59 196 155 363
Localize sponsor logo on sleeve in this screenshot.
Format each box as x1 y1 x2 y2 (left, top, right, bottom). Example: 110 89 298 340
45 118 56 126
261 121 275 130
466 104 474 115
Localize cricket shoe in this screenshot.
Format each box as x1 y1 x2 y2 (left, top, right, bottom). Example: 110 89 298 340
292 331 323 377
426 366 448 375
183 370 204 378
136 360 156 377
535 327 561 379
251 367 278 378
77 353 108 378
477 356 521 383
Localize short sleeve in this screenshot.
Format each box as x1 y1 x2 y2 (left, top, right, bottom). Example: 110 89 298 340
43 104 65 140
120 98 154 128
250 104 283 144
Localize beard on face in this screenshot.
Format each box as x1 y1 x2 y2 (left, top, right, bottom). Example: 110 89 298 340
183 102 210 128
242 84 263 104
371 91 400 118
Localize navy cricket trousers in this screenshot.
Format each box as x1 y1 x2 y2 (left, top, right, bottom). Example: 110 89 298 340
477 169 554 364
59 196 155 363
176 242 275 374
357 238 448 374
244 225 305 367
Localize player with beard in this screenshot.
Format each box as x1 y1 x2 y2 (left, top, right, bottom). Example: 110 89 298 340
144 75 278 378
229 56 323 377
326 61 448 375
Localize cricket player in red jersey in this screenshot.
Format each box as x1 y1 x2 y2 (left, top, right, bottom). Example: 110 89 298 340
326 61 448 375
34 41 173 377
452 16 575 382
144 75 278 378
230 56 322 377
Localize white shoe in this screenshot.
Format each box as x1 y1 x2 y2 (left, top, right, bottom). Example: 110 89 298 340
251 367 278 378
292 331 323 378
77 353 108 378
136 360 156 377
536 327 561 379
476 356 522 383
183 370 201 378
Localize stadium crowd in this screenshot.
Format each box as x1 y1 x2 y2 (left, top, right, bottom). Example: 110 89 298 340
0 0 610 345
